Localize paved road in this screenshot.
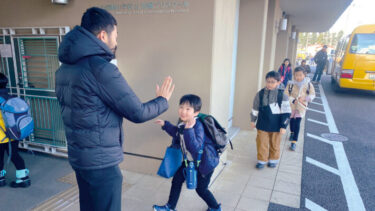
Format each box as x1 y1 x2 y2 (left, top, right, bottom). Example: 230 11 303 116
301 74 375 211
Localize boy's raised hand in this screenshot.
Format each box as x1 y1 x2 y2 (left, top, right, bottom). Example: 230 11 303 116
185 118 196 129
156 76 175 101
155 119 165 126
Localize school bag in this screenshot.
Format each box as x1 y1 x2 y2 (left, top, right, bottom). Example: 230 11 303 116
287 82 311 95
259 88 284 109
197 113 233 154
0 97 34 141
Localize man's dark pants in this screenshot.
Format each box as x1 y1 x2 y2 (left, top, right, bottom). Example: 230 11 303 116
74 165 123 211
313 63 325 82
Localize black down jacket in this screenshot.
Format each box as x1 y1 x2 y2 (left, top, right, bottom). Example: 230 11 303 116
55 26 169 170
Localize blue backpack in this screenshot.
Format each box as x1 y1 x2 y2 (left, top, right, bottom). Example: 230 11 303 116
0 97 34 141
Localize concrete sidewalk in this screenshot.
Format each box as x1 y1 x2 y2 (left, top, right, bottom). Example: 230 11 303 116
31 120 305 211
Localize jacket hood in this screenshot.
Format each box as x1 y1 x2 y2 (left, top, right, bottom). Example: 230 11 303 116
58 26 114 64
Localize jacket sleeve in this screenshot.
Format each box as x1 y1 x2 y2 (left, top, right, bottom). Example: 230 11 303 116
96 63 169 123
251 92 260 122
162 121 178 138
280 93 291 129
183 121 204 160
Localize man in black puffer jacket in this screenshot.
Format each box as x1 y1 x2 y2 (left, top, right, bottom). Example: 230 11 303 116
55 7 174 211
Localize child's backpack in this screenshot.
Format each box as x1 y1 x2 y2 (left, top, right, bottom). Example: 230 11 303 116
197 113 233 154
287 82 311 95
0 97 34 141
259 88 284 109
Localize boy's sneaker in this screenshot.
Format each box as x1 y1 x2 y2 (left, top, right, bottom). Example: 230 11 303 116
10 169 31 188
290 143 297 151
207 204 222 211
153 204 176 211
255 163 265 169
267 163 277 168
289 133 294 141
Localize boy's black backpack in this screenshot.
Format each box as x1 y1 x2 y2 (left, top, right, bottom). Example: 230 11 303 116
259 88 284 109
197 113 233 154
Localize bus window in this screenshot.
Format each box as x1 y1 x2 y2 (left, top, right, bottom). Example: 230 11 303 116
349 34 375 55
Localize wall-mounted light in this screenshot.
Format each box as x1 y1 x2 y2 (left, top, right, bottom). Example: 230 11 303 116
292 31 297 39
280 12 287 31
52 0 69 4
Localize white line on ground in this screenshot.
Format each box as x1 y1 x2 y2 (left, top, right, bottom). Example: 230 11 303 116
317 84 365 211
310 101 323 106
305 198 328 211
307 118 328 126
315 96 322 99
306 156 339 175
307 133 332 145
308 108 325 114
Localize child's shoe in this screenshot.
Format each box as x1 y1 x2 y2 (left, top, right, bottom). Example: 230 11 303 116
0 170 6 187
290 143 297 151
10 169 31 188
153 204 176 211
289 133 294 141
267 162 277 168
207 204 222 211
255 163 265 169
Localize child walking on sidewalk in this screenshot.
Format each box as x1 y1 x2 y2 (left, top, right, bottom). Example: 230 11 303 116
251 71 291 169
153 94 221 211
285 66 315 151
0 73 31 188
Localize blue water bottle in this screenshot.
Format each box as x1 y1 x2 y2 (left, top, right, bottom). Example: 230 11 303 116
185 162 197 189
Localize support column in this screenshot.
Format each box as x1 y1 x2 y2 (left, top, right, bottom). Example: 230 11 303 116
233 0 269 129
274 17 291 70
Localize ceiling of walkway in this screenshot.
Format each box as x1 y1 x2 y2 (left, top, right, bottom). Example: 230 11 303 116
280 0 353 32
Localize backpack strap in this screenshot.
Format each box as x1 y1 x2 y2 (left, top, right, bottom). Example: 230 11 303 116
306 82 311 95
277 89 284 109
259 88 265 109
288 84 294 95
0 97 5 105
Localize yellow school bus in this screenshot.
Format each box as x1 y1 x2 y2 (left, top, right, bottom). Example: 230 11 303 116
331 24 375 91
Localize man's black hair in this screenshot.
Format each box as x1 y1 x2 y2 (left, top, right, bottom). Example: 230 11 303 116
265 71 281 82
294 66 305 73
81 7 117 36
179 94 202 112
0 73 8 89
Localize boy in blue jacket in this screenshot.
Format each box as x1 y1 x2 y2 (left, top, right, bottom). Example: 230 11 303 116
153 94 221 211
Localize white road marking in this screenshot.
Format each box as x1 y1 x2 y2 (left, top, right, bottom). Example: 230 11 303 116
306 84 365 211
307 118 328 126
310 101 323 106
306 156 339 175
308 108 325 114
305 198 328 211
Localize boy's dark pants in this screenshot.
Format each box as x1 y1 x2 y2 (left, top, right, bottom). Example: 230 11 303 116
0 140 26 170
168 163 219 209
290 118 302 141
74 165 123 211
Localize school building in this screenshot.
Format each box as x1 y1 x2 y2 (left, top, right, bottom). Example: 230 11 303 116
0 0 351 175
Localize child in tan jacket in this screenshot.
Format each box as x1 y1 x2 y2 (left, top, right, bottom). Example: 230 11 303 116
285 66 316 151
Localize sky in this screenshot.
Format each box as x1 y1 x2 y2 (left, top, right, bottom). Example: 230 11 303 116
330 0 375 34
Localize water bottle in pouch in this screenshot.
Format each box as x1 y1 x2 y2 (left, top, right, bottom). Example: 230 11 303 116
184 162 197 189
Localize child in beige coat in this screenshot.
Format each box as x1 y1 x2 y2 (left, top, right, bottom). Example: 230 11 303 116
285 66 315 151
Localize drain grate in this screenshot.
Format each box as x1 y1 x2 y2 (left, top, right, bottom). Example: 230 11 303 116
321 133 349 142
